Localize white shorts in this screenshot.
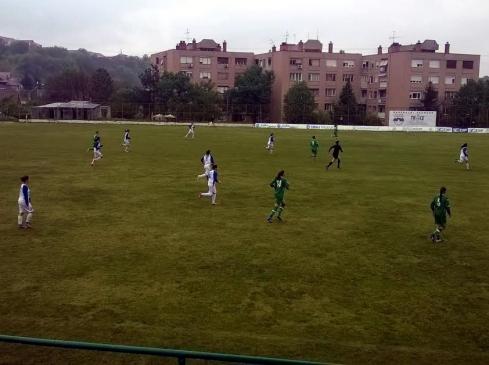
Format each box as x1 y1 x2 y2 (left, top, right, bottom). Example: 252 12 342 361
18 202 34 214
204 163 212 173
93 149 103 160
207 185 217 194
123 140 130 145
267 142 274 149
459 154 468 162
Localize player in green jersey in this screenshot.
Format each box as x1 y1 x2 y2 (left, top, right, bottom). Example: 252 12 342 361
310 136 319 158
430 186 451 243
267 170 289 223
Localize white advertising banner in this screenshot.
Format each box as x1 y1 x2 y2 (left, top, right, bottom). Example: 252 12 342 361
389 111 437 127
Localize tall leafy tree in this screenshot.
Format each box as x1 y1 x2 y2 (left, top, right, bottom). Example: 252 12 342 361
45 69 90 102
283 82 315 123
334 80 359 124
422 81 438 111
228 65 274 121
452 79 482 126
90 68 114 102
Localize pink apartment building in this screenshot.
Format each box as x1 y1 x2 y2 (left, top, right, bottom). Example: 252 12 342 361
151 38 480 123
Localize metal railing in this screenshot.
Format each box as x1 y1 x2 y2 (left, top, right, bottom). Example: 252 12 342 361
0 335 335 365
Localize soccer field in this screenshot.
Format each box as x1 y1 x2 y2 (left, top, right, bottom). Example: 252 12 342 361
0 123 488 365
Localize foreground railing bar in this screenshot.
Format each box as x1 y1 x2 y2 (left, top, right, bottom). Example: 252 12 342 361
0 335 333 365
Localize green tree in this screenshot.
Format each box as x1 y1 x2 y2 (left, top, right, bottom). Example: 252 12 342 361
422 81 438 111
334 80 359 124
283 82 316 123
188 80 221 121
45 69 90 102
90 68 114 102
228 65 274 121
452 80 481 127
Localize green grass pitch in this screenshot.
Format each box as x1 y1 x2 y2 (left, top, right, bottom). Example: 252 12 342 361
0 123 488 364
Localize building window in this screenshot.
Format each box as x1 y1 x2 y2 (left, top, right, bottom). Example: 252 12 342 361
289 73 303 81
324 103 333 111
429 60 440 68
463 60 474 69
461 77 470 85
379 105 386 112
217 57 229 65
361 89 367 97
446 60 457 69
445 76 456 85
379 90 387 98
325 59 337 67
445 91 457 99
309 59 320 67
409 92 422 100
180 56 193 64
369 91 378 99
217 72 228 80
268 58 272 66
342 74 354 82
200 72 211 79
326 73 336 81
217 86 229 94
199 57 211 65
289 58 302 65
308 73 320 82
343 60 355 68
429 76 439 84
362 61 369 69
235 58 247 66
361 75 369 83
325 88 336 97
410 75 423 84
411 59 423 68
309 88 319 97
180 71 193 78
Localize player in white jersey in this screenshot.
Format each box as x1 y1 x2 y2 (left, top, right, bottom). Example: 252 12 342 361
200 150 215 174
265 133 275 153
185 123 195 138
18 175 34 229
122 129 131 152
455 143 469 170
198 164 219 205
91 135 103 166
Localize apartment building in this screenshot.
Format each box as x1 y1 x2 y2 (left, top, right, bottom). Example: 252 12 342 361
0 72 21 100
256 40 363 122
151 38 480 123
362 40 480 120
150 39 254 95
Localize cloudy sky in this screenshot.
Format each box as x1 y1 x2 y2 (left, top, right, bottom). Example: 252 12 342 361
2 0 489 75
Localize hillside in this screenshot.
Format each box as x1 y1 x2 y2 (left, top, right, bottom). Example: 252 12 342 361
0 37 150 90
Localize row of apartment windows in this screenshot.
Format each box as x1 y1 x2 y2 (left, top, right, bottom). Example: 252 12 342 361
290 73 354 82
289 59 356 68
180 71 247 81
411 59 474 69
409 91 458 100
410 75 472 85
180 56 248 66
309 88 387 98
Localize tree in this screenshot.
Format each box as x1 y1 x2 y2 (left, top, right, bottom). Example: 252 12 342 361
228 65 274 121
90 68 114 102
452 79 483 127
422 81 438 111
188 80 221 121
44 69 90 102
334 80 359 124
283 82 316 123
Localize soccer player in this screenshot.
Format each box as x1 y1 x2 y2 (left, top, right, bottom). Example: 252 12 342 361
122 129 131 152
333 123 338 138
90 133 103 166
17 175 34 229
455 143 469 170
267 170 289 223
185 123 195 138
200 150 215 174
198 164 219 205
326 140 343 170
265 133 275 153
87 131 100 152
430 186 451 243
310 135 319 158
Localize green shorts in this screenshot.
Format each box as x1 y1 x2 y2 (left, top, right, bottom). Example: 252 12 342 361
275 197 285 206
434 214 446 227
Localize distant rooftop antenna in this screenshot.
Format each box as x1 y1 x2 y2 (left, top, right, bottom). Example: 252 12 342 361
269 39 275 47
316 29 319 40
185 28 191 43
389 31 400 44
284 30 289 43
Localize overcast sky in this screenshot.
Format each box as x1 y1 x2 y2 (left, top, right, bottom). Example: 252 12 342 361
2 0 488 75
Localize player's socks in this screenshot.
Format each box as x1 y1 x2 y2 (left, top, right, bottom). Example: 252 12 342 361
337 159 341 168
326 162 332 170
17 214 23 226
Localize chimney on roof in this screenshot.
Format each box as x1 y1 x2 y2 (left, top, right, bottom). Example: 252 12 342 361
445 42 450 54
328 41 333 53
223 40 227 52
272 45 276 52
298 40 304 51
377 45 382 55
192 38 196 49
